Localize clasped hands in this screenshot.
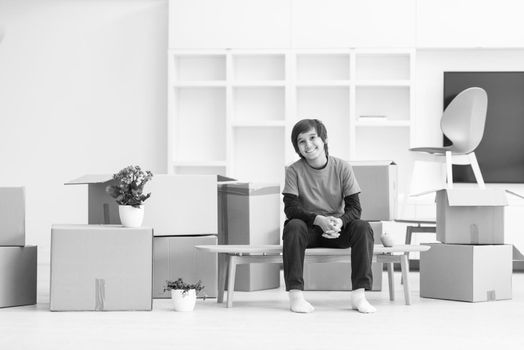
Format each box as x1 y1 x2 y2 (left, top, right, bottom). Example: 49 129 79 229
314 215 343 239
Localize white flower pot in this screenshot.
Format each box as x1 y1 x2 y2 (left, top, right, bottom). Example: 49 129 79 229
171 289 196 312
118 205 144 228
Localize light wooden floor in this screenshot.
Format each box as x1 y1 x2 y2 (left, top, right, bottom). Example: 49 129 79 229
2 264 524 350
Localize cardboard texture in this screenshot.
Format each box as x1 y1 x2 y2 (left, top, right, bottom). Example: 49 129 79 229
218 183 281 291
420 243 512 302
351 161 397 221
153 235 217 298
304 221 383 291
0 246 37 308
65 175 120 225
143 175 221 236
436 188 507 244
0 187 26 246
50 225 153 311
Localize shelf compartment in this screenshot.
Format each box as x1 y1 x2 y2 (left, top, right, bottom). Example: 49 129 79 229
173 87 226 162
356 86 410 121
232 127 285 184
173 164 227 176
233 87 285 122
355 120 410 127
355 54 410 80
232 54 285 81
231 121 286 127
173 55 226 81
296 54 350 81
296 87 351 160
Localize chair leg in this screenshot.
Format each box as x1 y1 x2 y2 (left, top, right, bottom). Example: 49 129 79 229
217 253 227 304
469 152 486 189
445 151 454 189
386 262 395 301
400 255 411 305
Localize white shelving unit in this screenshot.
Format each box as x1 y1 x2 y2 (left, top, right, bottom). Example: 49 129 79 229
168 49 415 197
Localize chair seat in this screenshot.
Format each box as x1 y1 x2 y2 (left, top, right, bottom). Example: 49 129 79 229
409 146 453 155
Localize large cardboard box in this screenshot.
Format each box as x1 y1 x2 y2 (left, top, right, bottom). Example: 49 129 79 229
420 243 512 302
304 221 383 291
351 161 397 221
0 187 26 246
436 188 507 244
65 175 120 224
50 225 153 311
218 183 281 291
153 235 217 298
0 246 37 308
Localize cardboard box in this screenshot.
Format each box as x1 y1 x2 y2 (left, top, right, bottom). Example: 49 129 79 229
304 221 383 291
153 235 217 298
50 225 153 311
420 243 512 302
436 188 507 244
218 183 281 291
0 187 26 246
351 161 397 221
143 175 224 236
65 175 120 224
0 246 37 308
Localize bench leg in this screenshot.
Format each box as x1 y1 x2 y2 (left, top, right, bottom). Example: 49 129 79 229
400 254 411 305
217 253 227 304
226 255 238 308
386 262 395 301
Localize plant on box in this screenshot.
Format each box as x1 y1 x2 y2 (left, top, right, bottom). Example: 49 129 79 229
106 165 153 228
164 278 206 312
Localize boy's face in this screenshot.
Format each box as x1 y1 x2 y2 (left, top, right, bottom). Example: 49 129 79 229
297 128 326 161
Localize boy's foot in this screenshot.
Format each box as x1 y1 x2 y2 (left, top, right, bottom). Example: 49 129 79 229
351 288 376 313
289 290 315 313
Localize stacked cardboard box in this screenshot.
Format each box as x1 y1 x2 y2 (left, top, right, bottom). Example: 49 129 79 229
0 187 37 308
304 161 397 291
420 188 513 302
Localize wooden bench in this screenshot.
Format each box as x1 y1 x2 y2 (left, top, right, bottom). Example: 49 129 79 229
196 244 430 308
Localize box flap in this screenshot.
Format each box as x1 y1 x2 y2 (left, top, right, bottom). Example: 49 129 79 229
65 174 113 185
348 160 396 166
218 182 280 196
445 188 508 206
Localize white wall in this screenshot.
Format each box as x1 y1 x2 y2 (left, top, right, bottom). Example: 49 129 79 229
0 0 168 263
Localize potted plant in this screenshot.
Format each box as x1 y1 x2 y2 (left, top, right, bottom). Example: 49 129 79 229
164 278 206 312
106 165 153 228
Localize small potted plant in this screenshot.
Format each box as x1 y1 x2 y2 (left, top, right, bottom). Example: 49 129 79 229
106 165 153 228
164 278 206 312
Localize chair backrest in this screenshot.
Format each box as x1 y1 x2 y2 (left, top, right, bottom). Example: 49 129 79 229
440 87 488 154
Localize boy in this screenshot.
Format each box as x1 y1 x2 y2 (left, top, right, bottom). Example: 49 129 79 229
282 119 375 313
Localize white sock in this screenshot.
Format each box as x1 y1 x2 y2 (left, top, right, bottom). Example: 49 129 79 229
351 288 376 313
289 290 314 313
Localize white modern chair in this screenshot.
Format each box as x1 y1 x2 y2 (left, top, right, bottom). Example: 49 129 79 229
410 87 488 189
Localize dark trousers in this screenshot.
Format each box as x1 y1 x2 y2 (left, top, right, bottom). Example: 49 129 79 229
282 218 374 291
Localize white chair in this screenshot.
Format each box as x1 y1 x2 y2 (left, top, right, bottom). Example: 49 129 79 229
410 87 488 189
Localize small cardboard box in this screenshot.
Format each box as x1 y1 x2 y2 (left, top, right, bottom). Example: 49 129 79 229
50 225 153 311
0 187 26 246
351 161 397 221
304 221 383 291
65 175 120 224
420 243 512 302
436 188 507 244
218 182 281 291
0 246 37 308
153 235 217 298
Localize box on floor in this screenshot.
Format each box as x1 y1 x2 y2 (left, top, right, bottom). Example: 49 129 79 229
153 235 218 298
304 221 384 291
0 246 37 308
420 243 512 302
435 188 509 244
218 182 281 291
50 225 153 311
0 187 26 246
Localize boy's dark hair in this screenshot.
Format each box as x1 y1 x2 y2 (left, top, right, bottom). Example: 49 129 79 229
291 119 329 159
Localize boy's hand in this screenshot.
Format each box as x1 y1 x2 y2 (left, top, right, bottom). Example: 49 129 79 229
314 215 341 239
328 217 343 232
